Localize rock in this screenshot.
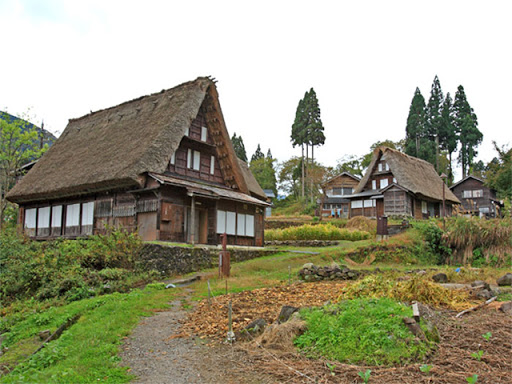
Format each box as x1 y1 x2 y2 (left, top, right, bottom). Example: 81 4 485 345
397 276 410 281
278 305 299 324
417 270 427 275
302 263 314 270
239 318 267 340
499 301 512 314
471 280 491 290
403 317 427 341
432 273 448 283
39 330 51 340
476 289 494 300
497 273 512 286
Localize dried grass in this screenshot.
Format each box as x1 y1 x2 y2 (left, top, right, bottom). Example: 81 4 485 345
254 316 307 352
346 216 376 234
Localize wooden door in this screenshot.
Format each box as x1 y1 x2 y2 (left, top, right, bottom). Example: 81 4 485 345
376 199 384 217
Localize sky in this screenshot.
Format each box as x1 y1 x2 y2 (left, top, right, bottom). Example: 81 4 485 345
1 0 511 181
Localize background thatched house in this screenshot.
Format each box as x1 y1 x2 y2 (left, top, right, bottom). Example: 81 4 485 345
346 146 460 219
7 77 268 246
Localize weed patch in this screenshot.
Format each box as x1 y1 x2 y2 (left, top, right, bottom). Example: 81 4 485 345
295 298 436 365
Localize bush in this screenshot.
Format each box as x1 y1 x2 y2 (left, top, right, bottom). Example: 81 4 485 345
414 220 451 264
265 223 370 241
0 228 150 308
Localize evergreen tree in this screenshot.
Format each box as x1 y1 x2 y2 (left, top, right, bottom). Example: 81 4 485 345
230 133 248 162
251 144 264 163
425 76 444 171
453 85 481 178
250 156 277 196
267 149 273 159
439 92 458 182
291 94 308 197
405 87 427 158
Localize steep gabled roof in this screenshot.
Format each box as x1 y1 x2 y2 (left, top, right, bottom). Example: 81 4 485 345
322 171 360 187
354 146 460 204
449 175 485 190
7 77 249 203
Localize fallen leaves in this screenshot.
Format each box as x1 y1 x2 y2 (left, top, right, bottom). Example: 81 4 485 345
180 281 348 340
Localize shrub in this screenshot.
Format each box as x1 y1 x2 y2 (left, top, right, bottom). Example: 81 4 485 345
346 216 376 234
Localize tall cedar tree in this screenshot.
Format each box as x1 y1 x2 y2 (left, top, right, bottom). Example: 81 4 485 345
405 88 427 157
425 76 444 171
251 144 264 163
231 133 248 162
439 92 457 182
453 85 481 178
291 94 308 197
291 88 325 200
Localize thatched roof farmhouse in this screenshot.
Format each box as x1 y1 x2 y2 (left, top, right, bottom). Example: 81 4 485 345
347 146 460 219
7 77 268 245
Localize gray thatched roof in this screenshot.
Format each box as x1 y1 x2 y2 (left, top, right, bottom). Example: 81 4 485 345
355 147 460 204
7 77 249 203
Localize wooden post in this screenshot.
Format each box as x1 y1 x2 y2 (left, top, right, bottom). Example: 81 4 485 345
190 194 196 245
207 279 212 308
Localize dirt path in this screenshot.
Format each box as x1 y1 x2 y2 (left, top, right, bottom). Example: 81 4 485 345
120 290 272 384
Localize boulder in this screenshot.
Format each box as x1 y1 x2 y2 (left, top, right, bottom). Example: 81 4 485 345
432 273 448 283
471 280 491 291
497 273 512 286
499 301 512 315
476 289 494 300
302 263 314 270
278 305 299 324
39 330 51 340
239 318 267 340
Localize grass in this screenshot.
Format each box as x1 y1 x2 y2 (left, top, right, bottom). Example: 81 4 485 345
0 286 177 383
294 298 436 365
265 223 370 241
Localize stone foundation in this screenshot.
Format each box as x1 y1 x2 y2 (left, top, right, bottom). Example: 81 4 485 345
137 243 277 275
298 263 363 282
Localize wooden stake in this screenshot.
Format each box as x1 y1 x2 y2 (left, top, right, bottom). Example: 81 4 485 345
225 279 228 295
288 265 291 285
455 296 497 318
207 279 212 308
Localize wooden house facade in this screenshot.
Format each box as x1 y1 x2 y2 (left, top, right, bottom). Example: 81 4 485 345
450 176 502 217
320 172 360 218
346 147 460 219
7 77 268 246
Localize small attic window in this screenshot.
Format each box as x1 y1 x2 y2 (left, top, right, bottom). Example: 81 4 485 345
185 126 190 136
378 163 383 172
385 163 390 171
170 152 175 165
201 126 208 142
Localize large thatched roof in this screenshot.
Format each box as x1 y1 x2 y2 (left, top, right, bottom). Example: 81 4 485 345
7 77 250 203
355 147 460 204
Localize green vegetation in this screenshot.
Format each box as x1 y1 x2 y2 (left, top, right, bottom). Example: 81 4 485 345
295 298 436 366
358 369 371 383
0 286 176 383
0 228 159 320
265 223 370 241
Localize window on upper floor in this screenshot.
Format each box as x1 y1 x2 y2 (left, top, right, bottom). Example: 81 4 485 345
380 178 389 188
201 126 208 142
187 149 201 171
378 163 383 172
372 180 377 190
473 189 483 198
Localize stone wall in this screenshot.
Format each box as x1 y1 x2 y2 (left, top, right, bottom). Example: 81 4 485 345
137 243 277 275
298 263 363 281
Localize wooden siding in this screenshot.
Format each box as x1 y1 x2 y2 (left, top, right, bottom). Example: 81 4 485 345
167 110 225 185
451 178 497 215
383 188 412 216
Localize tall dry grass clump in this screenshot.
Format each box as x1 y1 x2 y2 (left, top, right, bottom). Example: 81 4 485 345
265 223 370 241
346 216 376 234
443 217 512 265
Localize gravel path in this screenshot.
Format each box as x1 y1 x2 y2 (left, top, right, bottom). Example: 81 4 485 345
120 291 271 384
